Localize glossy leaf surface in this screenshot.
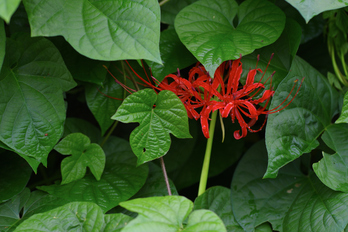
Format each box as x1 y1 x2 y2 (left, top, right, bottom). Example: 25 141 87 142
23 0 162 63
112 89 191 165
54 133 105 185
175 0 285 76
120 196 227 232
265 56 340 178
313 124 348 192
232 141 348 232
0 35 76 171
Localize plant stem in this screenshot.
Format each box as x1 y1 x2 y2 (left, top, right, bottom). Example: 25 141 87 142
160 156 172 195
198 109 218 196
100 120 118 147
159 0 170 6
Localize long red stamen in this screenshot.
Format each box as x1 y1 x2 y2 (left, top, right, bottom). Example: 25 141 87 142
103 65 136 94
96 88 123 101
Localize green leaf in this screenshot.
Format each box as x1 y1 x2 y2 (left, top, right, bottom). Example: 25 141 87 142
194 186 244 232
313 124 348 192
120 196 227 232
285 0 348 23
231 140 348 232
146 28 197 83
174 0 285 76
336 91 348 123
264 56 340 178
14 202 132 232
0 19 5 71
63 118 102 144
161 0 198 25
112 89 191 165
0 34 76 172
0 0 21 23
23 0 162 63
38 137 148 213
54 133 105 185
0 151 32 203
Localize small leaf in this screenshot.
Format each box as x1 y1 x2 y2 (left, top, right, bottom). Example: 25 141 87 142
120 196 226 232
313 124 348 192
112 89 191 165
0 151 32 203
54 133 105 185
175 0 285 76
232 140 348 232
265 56 340 178
284 0 348 23
0 34 76 172
23 0 162 63
0 0 21 23
14 202 132 232
194 186 244 232
336 91 348 123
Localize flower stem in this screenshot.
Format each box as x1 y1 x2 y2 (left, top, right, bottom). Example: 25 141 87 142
198 109 218 196
160 156 172 195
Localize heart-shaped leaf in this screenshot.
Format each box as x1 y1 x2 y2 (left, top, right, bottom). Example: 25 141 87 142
175 0 285 76
0 151 32 203
38 137 148 213
120 196 227 232
0 0 21 23
285 0 348 23
14 202 132 232
232 140 348 232
54 133 105 185
0 34 76 172
264 56 340 178
23 0 162 63
112 89 191 165
313 124 348 192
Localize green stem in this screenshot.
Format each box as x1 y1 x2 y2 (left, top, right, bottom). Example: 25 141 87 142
100 121 118 147
159 0 170 6
198 109 218 196
328 39 348 86
340 52 348 78
160 157 172 195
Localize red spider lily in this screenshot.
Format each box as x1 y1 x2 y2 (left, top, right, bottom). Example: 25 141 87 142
103 56 303 140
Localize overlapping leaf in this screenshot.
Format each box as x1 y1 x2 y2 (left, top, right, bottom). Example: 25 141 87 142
0 34 76 172
54 133 105 185
23 0 162 63
112 89 191 165
175 0 285 76
265 56 340 178
285 0 348 23
0 0 21 23
14 202 132 232
232 141 348 232
120 196 227 232
313 124 348 192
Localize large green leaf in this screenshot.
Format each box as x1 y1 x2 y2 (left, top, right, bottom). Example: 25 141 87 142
231 140 348 232
0 0 21 23
264 56 340 178
0 19 5 71
120 196 227 232
313 124 348 192
14 202 132 232
38 137 148 213
23 0 162 63
112 89 191 165
285 0 348 23
0 34 76 171
174 0 285 76
146 28 197 83
54 133 105 185
0 151 32 203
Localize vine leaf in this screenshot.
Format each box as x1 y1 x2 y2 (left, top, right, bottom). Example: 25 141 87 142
264 56 340 178
13 202 132 232
231 140 348 232
175 0 285 76
120 196 227 232
284 0 348 23
313 124 348 192
112 89 192 165
23 0 162 63
54 133 105 185
0 34 76 172
0 0 21 23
